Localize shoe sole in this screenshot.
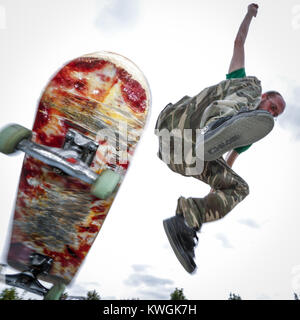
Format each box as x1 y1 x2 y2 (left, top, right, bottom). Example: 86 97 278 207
199 110 274 161
163 218 196 274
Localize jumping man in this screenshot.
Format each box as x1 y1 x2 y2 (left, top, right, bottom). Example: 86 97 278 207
155 4 286 273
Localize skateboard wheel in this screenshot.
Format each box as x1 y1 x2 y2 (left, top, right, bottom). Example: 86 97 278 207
0 124 32 154
44 282 66 300
91 169 121 199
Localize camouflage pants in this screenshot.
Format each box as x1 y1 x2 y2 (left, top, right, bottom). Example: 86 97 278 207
155 76 261 231
174 158 249 231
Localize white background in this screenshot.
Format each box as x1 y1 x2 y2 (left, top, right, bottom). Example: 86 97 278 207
0 0 300 300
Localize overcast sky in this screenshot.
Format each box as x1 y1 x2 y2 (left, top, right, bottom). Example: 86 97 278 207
0 0 300 300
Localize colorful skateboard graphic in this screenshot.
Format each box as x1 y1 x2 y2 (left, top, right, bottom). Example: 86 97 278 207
0 51 151 299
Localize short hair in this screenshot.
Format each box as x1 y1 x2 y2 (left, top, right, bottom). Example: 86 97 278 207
264 90 286 110
264 90 283 98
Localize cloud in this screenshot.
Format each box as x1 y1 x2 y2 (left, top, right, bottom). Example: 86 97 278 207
238 218 260 229
124 265 174 299
101 295 117 300
95 0 140 33
215 233 234 248
278 86 300 140
68 281 103 298
137 289 171 300
131 264 150 273
124 273 173 287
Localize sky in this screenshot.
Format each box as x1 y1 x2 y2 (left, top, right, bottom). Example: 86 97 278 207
0 0 300 300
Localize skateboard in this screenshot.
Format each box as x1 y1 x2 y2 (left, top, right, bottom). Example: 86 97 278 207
0 51 151 299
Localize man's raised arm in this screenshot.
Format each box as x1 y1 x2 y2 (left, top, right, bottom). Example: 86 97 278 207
228 3 258 74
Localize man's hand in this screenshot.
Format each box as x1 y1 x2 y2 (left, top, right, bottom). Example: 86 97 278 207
247 3 258 18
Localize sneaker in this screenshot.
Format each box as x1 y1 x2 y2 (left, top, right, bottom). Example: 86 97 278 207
163 215 198 274
198 109 274 161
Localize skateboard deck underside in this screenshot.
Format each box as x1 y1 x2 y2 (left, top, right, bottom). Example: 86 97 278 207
6 52 150 284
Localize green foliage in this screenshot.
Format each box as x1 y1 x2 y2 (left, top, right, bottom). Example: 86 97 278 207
59 292 69 300
228 292 242 300
170 288 187 300
0 288 23 300
2 286 298 300
85 290 101 300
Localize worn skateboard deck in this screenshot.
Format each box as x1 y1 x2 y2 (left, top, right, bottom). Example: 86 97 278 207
6 51 151 284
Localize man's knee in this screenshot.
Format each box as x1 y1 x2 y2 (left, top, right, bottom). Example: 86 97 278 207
240 180 250 199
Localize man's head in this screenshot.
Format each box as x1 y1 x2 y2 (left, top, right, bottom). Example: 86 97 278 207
258 91 286 118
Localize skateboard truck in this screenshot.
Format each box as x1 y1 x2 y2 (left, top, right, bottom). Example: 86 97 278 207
0 124 121 199
0 253 53 296
17 129 100 185
52 129 99 176
63 129 98 166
